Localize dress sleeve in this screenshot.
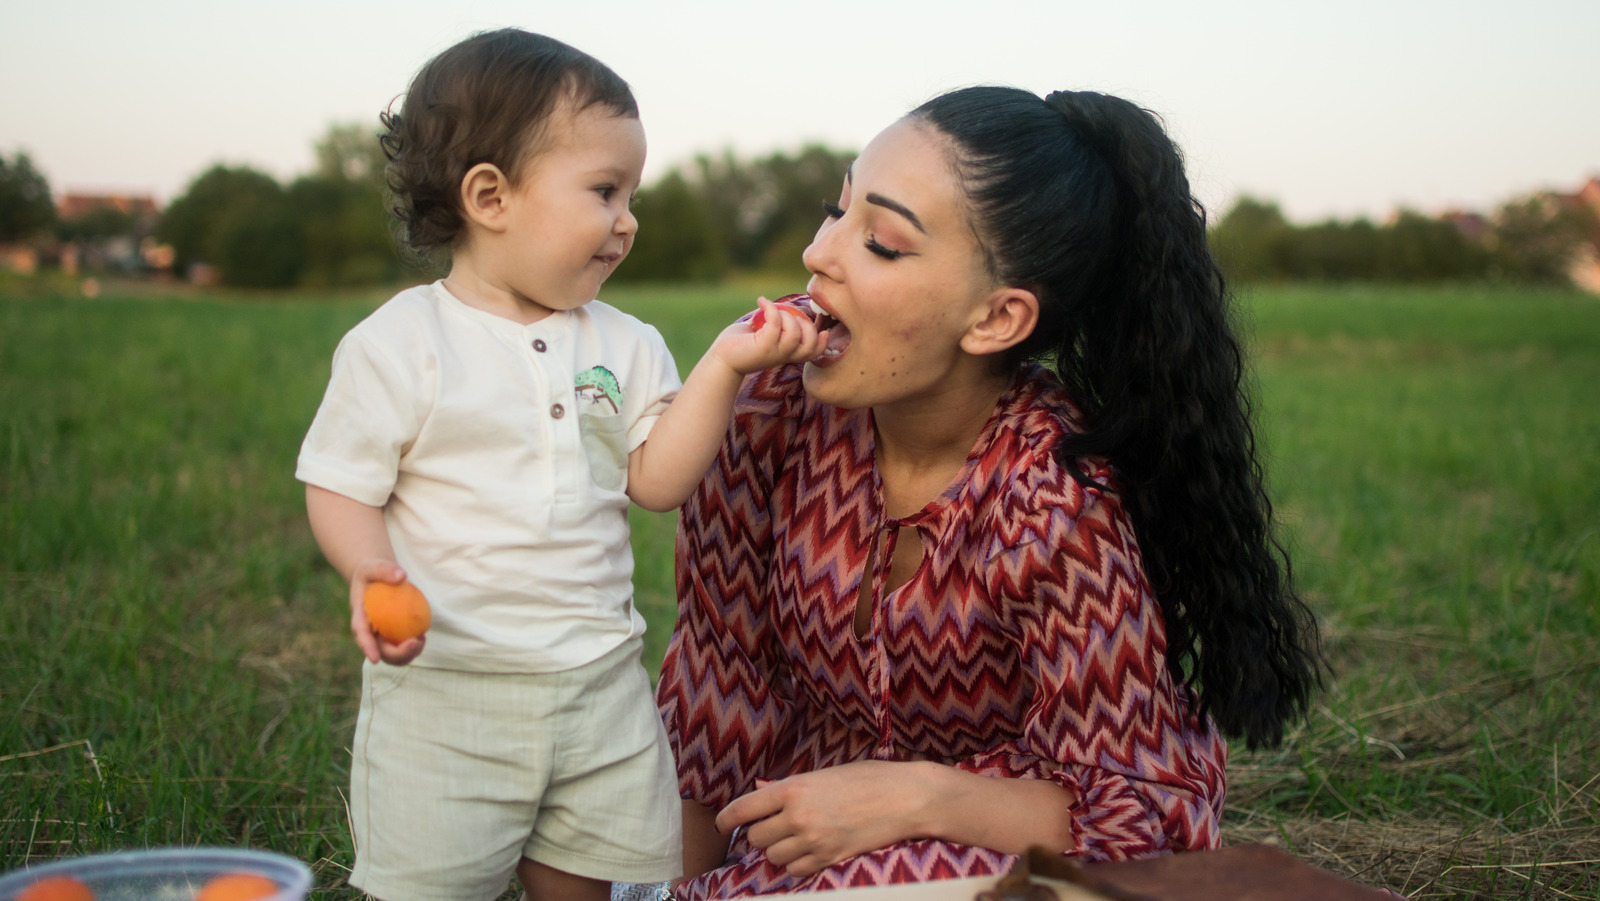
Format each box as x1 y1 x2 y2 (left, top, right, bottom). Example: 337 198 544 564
956 456 1226 861
655 367 803 810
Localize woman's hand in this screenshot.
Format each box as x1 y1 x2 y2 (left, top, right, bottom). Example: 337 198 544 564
712 760 1078 879
349 558 426 666
716 760 937 878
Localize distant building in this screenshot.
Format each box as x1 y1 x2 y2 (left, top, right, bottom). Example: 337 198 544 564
1555 177 1600 293
56 193 170 274
1579 177 1600 210
1440 210 1492 245
57 193 160 229
1438 178 1600 292
1 244 39 274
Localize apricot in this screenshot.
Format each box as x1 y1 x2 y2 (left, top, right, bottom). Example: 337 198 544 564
193 872 279 901
16 876 95 901
363 579 432 642
748 303 811 331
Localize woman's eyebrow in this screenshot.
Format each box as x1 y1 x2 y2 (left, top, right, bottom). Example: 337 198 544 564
865 192 926 233
841 164 926 234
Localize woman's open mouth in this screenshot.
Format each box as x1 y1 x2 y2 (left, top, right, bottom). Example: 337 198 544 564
814 312 851 359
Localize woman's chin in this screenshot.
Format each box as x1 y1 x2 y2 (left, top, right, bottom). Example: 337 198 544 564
801 358 840 398
802 357 869 410
803 343 852 384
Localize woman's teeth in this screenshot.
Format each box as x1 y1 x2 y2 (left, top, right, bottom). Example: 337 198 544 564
815 314 850 358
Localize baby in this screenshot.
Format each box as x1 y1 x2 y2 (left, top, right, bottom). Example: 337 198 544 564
295 28 824 901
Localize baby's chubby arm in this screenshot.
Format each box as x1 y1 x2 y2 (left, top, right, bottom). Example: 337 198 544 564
305 484 426 665
627 298 827 512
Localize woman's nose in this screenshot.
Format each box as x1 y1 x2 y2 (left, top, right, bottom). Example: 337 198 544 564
801 220 836 276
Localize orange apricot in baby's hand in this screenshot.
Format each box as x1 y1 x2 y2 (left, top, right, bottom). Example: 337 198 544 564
193 872 279 901
16 876 95 901
363 579 432 642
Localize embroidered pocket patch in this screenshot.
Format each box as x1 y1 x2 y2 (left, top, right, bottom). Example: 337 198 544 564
575 366 627 491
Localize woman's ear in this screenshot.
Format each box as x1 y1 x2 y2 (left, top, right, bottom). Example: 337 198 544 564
962 286 1039 356
459 162 512 232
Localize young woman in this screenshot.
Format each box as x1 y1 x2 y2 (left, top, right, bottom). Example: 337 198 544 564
655 85 1323 898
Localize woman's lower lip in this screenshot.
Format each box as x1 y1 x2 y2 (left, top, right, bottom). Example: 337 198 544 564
808 347 844 368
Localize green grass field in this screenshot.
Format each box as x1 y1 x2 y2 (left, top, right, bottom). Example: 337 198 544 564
2 281 1597 899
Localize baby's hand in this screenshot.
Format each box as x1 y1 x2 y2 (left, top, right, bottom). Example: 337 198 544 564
714 297 829 374
748 300 812 331
349 559 426 666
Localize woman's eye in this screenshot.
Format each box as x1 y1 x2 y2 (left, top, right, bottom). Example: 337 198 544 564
821 200 845 219
865 237 904 260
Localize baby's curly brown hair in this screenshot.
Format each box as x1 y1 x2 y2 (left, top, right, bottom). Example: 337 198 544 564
379 29 637 263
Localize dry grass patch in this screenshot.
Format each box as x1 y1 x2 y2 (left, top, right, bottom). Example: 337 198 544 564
1225 813 1600 900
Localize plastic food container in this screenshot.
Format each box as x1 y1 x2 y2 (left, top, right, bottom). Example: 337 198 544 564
0 848 312 901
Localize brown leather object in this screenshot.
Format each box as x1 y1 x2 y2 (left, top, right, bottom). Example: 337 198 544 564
1075 844 1395 901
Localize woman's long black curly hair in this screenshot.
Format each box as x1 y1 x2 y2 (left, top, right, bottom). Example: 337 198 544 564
913 86 1323 749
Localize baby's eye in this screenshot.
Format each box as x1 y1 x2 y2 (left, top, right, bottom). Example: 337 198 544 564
821 200 845 220
596 184 617 200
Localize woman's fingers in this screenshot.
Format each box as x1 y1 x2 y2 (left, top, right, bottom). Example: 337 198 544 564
747 822 836 877
728 779 851 877
740 810 789 850
715 783 784 834
760 836 826 876
784 855 827 878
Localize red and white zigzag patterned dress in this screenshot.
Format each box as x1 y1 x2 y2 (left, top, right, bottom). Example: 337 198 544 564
657 362 1226 898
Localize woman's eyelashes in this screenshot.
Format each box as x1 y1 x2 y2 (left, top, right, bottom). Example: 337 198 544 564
865 237 904 260
821 200 905 260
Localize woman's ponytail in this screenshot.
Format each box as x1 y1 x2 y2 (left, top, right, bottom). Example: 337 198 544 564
914 87 1323 749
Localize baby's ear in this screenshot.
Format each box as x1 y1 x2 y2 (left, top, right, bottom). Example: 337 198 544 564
459 163 511 231
961 286 1039 357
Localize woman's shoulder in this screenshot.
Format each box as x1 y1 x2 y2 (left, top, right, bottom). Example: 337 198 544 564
736 361 812 421
1000 364 1078 436
991 365 1100 479
981 366 1119 537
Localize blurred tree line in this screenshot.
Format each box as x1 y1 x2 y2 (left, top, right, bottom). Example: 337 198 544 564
6 137 1596 291
148 129 853 289
1209 194 1599 285
615 145 856 284
155 125 402 288
0 152 55 243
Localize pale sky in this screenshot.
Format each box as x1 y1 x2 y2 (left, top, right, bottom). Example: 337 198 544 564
3 0 1596 223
